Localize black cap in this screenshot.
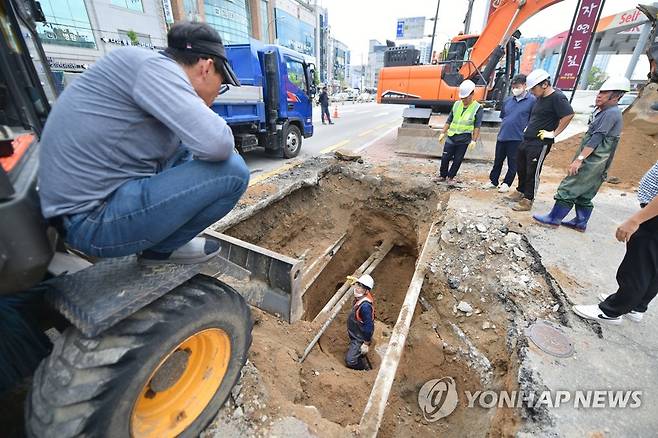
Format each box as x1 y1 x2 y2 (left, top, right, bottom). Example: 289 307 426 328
167 22 240 86
511 74 527 85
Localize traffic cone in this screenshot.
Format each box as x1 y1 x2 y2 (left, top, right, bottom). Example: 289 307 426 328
333 105 339 119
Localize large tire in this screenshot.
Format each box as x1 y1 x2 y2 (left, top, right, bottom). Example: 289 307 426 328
26 276 252 438
282 124 302 158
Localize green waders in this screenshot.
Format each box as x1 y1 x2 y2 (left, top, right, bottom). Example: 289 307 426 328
554 132 620 209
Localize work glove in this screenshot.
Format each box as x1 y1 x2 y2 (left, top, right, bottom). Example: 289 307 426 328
468 140 477 151
438 133 446 144
537 130 555 141
360 343 370 355
346 275 359 285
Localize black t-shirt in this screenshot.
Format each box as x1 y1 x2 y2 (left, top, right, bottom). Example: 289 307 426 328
524 90 574 142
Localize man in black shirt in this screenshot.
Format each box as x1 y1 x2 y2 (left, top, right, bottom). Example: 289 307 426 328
318 86 333 125
507 69 574 211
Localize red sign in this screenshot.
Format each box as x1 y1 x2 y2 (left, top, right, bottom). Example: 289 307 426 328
554 0 605 90
487 0 503 18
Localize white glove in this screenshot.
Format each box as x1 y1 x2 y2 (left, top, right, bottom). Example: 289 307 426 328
360 343 370 355
468 140 477 150
537 130 555 140
438 133 446 144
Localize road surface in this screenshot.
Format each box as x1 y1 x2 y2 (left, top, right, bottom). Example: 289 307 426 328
242 102 404 184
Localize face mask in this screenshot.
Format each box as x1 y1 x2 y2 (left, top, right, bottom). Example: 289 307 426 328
511 87 524 97
353 287 365 299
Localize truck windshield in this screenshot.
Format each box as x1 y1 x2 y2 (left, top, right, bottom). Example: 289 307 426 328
286 59 307 92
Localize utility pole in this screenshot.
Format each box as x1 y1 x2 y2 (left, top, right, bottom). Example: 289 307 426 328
464 0 475 34
427 0 441 64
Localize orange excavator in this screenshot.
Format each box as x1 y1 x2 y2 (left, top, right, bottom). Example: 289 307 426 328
376 0 564 113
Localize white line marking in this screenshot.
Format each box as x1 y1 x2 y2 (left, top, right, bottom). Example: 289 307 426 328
352 125 398 154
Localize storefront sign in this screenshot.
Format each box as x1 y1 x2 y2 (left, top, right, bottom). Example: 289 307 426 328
162 0 174 24
47 57 89 70
554 0 605 90
101 36 155 49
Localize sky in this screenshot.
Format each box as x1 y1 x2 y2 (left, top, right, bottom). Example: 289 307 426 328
320 0 646 75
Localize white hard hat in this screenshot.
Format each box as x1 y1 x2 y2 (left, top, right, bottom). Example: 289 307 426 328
356 274 374 290
526 69 551 89
599 76 630 92
458 80 476 98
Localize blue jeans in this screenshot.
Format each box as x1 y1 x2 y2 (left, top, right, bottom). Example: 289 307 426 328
62 153 249 258
489 140 521 186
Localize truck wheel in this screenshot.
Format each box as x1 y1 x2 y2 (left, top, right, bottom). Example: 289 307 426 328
282 124 302 158
26 276 252 438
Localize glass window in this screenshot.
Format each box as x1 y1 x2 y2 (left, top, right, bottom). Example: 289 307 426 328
111 0 144 12
204 0 250 46
286 59 306 90
36 0 96 49
275 8 315 56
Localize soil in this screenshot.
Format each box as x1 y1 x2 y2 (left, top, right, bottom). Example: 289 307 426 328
545 113 658 190
206 164 567 437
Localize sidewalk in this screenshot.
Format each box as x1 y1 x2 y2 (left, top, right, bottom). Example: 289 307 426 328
522 181 658 436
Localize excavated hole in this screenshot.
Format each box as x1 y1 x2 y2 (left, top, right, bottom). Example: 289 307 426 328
225 172 523 437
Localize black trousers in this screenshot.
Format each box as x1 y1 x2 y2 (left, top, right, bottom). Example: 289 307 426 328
600 215 658 317
489 140 521 186
345 339 369 370
516 140 550 200
440 140 469 179
321 105 332 123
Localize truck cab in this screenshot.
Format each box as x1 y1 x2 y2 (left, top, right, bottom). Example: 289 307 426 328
212 41 316 158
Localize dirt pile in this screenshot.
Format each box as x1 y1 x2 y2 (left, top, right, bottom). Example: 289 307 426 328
546 84 658 189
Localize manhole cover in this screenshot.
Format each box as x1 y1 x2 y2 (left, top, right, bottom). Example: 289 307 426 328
525 320 574 358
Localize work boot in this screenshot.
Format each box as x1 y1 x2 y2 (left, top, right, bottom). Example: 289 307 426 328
562 205 593 232
506 190 524 202
512 198 533 211
533 202 572 227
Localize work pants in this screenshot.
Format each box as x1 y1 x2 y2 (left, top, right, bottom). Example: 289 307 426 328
345 339 370 370
321 105 332 123
516 140 550 200
489 140 520 186
599 215 658 318
440 139 469 179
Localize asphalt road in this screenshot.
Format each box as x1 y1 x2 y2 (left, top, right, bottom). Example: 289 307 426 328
242 102 404 183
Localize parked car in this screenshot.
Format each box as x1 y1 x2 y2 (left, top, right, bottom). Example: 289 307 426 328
618 92 638 111
357 92 374 102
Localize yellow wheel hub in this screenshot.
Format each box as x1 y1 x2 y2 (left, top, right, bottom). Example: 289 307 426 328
131 328 231 437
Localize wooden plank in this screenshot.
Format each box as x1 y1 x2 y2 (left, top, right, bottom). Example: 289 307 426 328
358 222 441 437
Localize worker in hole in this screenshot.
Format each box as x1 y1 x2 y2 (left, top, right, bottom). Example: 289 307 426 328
533 77 630 231
437 79 483 186
345 274 375 370
38 22 249 265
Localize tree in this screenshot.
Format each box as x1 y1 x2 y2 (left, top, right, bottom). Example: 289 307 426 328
586 66 608 90
126 30 139 46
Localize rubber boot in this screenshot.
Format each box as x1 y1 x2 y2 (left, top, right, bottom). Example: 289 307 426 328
532 202 572 227
561 205 593 232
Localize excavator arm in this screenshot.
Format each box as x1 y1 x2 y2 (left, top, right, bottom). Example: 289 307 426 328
459 0 564 79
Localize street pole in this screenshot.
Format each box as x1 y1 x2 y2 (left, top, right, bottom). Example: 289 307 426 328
464 0 475 34
428 0 441 64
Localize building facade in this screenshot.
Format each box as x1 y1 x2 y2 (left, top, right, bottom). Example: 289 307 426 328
37 0 169 74
365 39 386 90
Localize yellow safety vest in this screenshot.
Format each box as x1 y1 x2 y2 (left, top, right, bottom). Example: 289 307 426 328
447 100 481 137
